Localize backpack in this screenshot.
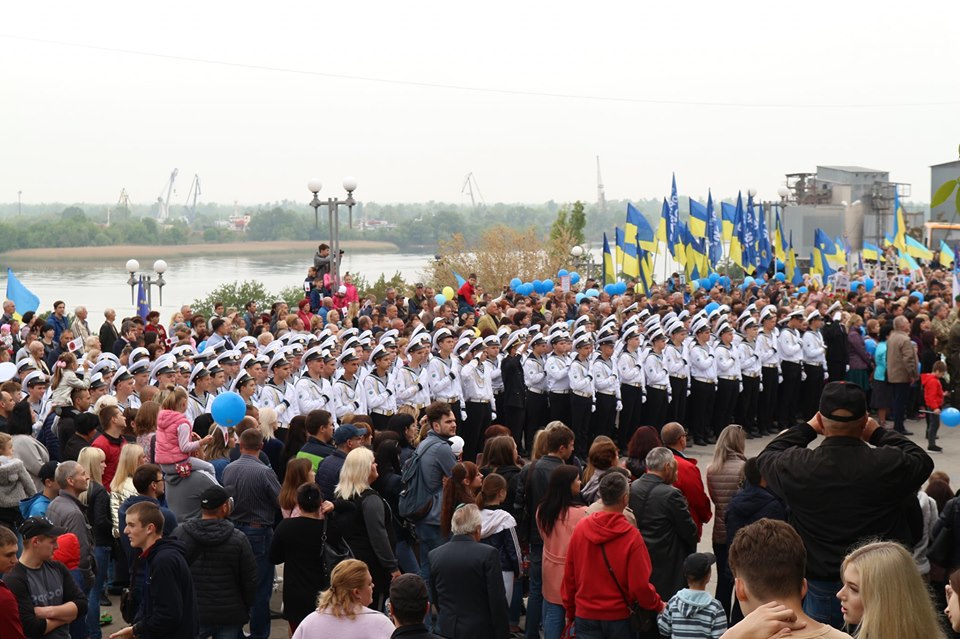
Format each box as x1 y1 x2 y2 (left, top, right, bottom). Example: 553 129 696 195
398 436 446 521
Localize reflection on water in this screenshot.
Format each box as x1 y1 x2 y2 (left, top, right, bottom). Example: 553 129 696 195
2 252 435 320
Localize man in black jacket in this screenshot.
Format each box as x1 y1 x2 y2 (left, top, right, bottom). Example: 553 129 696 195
757 381 933 629
389 573 442 639
112 501 198 639
428 505 509 639
172 486 256 639
513 424 574 639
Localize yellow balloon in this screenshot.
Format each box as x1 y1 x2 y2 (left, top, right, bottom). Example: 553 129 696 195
442 286 455 300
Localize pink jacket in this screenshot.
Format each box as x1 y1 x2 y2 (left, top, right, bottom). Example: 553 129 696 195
154 409 194 464
539 505 589 605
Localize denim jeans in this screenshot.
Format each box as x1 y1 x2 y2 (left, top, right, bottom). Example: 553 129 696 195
575 616 635 639
197 624 243 639
803 578 844 629
396 539 420 575
237 526 274 639
543 601 567 639
68 568 88 639
414 522 444 587
526 543 543 639
86 545 112 639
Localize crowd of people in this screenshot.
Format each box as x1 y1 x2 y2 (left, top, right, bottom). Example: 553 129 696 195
0 245 960 639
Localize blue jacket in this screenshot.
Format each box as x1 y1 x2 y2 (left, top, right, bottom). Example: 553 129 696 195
316 449 347 501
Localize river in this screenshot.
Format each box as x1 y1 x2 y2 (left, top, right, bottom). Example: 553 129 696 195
3 252 436 321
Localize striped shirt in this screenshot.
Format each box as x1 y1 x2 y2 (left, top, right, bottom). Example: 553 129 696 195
657 589 727 639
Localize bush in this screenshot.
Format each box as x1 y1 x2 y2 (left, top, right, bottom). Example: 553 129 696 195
191 280 284 318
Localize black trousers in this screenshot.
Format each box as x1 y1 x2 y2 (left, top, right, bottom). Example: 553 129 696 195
735 376 760 434
758 367 779 433
549 391 572 425
592 393 618 441
645 387 669 432
569 394 593 459
493 391 505 421
714 379 739 436
668 377 688 425
778 361 802 428
802 364 825 421
524 391 549 454
370 412 392 432
503 404 526 452
689 379 716 443
463 400 491 464
619 384 644 450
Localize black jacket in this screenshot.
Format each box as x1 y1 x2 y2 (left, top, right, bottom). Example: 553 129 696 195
500 355 526 409
4 559 88 639
391 624 444 639
480 463 521 520
629 474 698 600
172 518 257 626
428 535 510 639
757 423 933 580
133 538 199 639
514 454 566 544
86 480 114 547
724 483 788 548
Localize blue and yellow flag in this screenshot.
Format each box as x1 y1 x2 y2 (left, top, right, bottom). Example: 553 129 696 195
773 208 787 261
136 276 150 320
892 191 907 252
940 240 955 269
4 268 40 320
905 235 933 261
787 231 803 286
721 202 737 243
615 226 626 272
898 250 921 273
602 232 616 286
629 203 658 252
862 241 881 262
623 205 641 277
637 244 655 295
689 198 708 239
729 193 746 269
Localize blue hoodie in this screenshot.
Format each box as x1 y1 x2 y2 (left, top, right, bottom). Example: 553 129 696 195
19 492 50 519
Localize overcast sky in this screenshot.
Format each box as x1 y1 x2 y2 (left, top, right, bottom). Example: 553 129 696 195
2 1 959 209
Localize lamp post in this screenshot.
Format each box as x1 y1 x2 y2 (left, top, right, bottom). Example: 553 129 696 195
307 177 358 285
569 245 597 282
125 259 168 307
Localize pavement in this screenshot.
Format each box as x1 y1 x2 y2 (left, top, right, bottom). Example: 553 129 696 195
94 416 953 638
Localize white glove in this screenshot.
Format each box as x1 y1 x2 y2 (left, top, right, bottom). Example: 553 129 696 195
759 382 764 393
641 392 648 403
778 374 783 384
591 403 596 413
491 411 497 421
739 382 744 393
616 401 623 412
823 370 829 381
687 387 692 397
801 371 807 381
845 364 850 372
461 410 468 421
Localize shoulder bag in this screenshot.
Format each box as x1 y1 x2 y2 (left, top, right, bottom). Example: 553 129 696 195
599 542 657 634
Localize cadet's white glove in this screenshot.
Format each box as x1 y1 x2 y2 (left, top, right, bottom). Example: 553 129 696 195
591 403 596 413
461 410 468 421
739 382 744 393
491 411 497 421
616 401 623 412
759 382 764 393
823 370 829 381
801 370 807 382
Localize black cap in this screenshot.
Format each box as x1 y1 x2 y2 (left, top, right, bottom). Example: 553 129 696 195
20 516 66 539
683 552 717 580
38 460 59 482
819 381 867 422
199 485 231 510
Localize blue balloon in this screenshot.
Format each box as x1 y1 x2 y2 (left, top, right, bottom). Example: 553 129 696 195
604 284 616 295
557 269 569 278
616 282 628 295
942 407 960 428
211 391 246 427
570 272 581 285
708 272 720 285
435 293 447 305
775 272 786 282
864 337 877 356
525 284 537 296
798 286 808 294
690 280 700 292
776 259 785 272
863 277 874 292
510 277 522 291
720 276 732 290
699 278 711 290
575 293 586 303
704 301 720 315
911 290 924 301
744 276 756 287
903 276 912 284
585 288 599 298
543 280 555 293
532 279 542 292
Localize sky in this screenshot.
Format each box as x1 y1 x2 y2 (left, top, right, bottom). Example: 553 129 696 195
2 1 959 209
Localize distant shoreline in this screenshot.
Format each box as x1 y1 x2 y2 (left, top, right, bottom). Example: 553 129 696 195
0 240 400 263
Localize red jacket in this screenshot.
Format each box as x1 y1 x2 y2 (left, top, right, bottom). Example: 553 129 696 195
922 373 945 410
93 432 125 489
0 581 26 639
671 450 712 539
53 532 81 569
562 511 663 620
457 281 476 306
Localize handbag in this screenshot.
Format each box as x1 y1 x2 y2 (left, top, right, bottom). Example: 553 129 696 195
599 543 657 634
119 588 137 624
321 515 353 588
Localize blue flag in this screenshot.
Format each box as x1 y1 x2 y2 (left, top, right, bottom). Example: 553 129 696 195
706 190 722 267
4 268 40 320
136 276 150 321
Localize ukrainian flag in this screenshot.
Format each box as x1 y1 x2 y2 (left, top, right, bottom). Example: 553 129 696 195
905 235 933 261
624 205 641 277
4 268 40 320
773 208 787 262
728 194 745 269
721 202 737 243
615 227 626 272
892 191 907 252
898 250 921 273
602 233 616 286
689 199 708 238
940 240 955 269
628 203 658 252
637 244 655 295
862 242 882 262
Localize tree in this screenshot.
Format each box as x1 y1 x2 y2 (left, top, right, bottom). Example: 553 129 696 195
191 280 282 318
568 200 586 246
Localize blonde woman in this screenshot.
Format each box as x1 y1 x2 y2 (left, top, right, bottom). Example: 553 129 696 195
78 446 112 632
706 423 747 617
291 559 394 638
335 447 399 611
258 406 284 474
838 540 946 639
109 443 144 537
203 423 235 484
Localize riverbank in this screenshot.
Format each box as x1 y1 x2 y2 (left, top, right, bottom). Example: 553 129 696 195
0 240 400 263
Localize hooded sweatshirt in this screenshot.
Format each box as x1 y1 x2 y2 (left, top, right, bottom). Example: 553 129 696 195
562 510 663 621
657 588 727 639
134 537 199 639
479 506 522 574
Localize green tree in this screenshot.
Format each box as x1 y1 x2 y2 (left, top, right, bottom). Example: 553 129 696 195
568 200 586 246
191 280 281 318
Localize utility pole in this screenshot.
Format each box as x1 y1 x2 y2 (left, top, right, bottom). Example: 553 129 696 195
596 156 606 215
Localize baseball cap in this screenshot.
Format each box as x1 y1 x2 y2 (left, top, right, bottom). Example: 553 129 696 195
333 423 365 445
20 516 66 539
38 460 59 483
683 552 717 580
819 381 867 422
199 485 231 510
